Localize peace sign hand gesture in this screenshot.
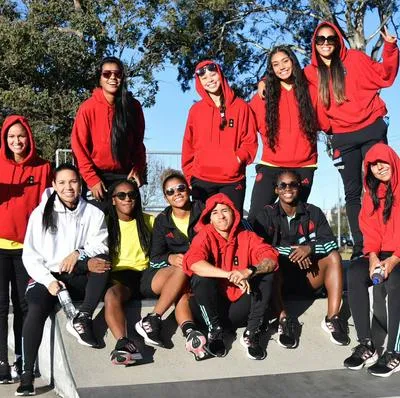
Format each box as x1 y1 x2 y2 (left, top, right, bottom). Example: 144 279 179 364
380 26 397 43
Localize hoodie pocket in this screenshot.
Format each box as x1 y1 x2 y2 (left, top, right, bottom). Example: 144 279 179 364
195 148 241 180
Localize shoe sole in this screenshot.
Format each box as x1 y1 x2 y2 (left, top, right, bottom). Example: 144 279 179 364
320 319 350 346
15 389 35 396
66 321 95 347
185 333 208 361
344 352 379 370
239 336 266 360
110 350 142 366
135 321 164 347
0 379 13 384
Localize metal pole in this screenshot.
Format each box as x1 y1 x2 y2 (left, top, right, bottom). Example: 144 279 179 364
337 175 341 248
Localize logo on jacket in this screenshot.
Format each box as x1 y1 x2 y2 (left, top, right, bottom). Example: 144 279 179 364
235 183 243 191
166 232 174 239
333 149 341 160
255 173 263 182
229 119 234 128
301 177 310 186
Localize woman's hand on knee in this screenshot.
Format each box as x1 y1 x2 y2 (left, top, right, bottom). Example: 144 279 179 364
381 255 400 279
88 257 112 273
48 280 64 296
60 250 80 273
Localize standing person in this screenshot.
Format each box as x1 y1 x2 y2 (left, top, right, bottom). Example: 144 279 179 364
304 22 399 258
182 60 257 215
104 179 153 366
0 115 51 384
252 170 349 348
135 170 208 360
16 164 110 396
71 56 146 208
248 46 323 221
183 193 278 360
344 143 400 377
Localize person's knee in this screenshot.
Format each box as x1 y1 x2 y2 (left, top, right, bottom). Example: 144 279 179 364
104 285 124 307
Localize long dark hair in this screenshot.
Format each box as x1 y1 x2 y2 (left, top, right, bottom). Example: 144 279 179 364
107 179 151 261
42 163 81 232
265 46 319 151
366 167 393 224
99 57 136 167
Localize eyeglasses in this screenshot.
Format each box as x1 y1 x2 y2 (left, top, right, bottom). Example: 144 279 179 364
315 35 338 46
113 191 137 200
276 182 300 190
165 184 187 197
195 63 218 77
101 70 123 79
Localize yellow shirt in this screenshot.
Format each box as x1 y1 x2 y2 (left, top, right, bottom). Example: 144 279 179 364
0 238 23 250
112 213 154 272
171 213 190 238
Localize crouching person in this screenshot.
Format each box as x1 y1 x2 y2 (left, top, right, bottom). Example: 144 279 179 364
16 164 110 396
183 193 278 360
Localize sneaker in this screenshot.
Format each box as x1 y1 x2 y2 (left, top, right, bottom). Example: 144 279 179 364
135 313 163 347
15 372 35 396
321 315 350 345
368 351 400 377
240 328 266 360
278 317 299 349
344 339 378 370
11 357 22 380
205 325 226 357
0 361 12 384
185 329 208 361
110 337 142 366
66 312 98 347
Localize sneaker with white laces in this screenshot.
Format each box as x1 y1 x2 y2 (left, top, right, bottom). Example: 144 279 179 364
240 328 266 360
205 325 226 357
185 329 208 361
66 311 98 347
0 361 12 384
15 371 35 396
135 313 164 347
110 337 142 365
344 339 378 370
368 351 400 377
321 315 350 345
277 317 300 349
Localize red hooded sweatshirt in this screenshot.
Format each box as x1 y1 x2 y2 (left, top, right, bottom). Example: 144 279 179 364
71 87 146 188
0 115 52 244
183 193 278 301
182 60 257 184
360 143 400 257
305 21 399 133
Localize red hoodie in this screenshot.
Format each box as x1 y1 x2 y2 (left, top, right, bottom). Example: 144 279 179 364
71 87 146 188
360 143 400 257
305 21 399 133
0 115 52 244
182 61 257 184
183 193 278 301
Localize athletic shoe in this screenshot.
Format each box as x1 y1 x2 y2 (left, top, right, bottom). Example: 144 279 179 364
15 372 35 396
277 317 299 348
135 313 164 347
368 351 400 377
344 339 378 370
205 325 226 357
0 361 12 384
110 337 142 365
240 328 266 360
11 357 22 380
185 329 208 361
321 315 350 345
66 312 98 347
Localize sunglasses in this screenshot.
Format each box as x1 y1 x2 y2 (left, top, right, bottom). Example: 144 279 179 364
113 191 137 200
101 70 123 79
165 184 187 197
195 63 218 77
315 35 338 46
276 182 300 190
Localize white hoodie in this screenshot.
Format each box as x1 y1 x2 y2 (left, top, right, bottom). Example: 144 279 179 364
22 188 108 288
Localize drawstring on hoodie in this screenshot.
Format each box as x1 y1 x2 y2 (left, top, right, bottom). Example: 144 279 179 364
219 96 227 130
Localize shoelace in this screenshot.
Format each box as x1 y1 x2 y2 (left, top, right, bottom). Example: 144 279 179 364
329 317 348 334
352 343 372 359
379 352 400 368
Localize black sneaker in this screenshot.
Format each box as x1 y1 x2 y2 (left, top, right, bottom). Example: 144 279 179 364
110 337 143 365
278 317 299 348
205 325 226 357
185 329 208 361
15 371 35 396
321 315 350 345
368 351 400 377
0 361 12 384
11 357 22 381
135 313 163 347
66 312 98 347
344 339 378 370
240 328 266 360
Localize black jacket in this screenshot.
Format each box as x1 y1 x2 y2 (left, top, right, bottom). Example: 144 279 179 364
150 200 204 269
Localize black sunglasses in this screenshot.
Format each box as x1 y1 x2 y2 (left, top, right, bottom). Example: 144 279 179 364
276 181 300 190
113 191 137 200
195 63 218 77
315 35 338 46
165 184 187 197
101 70 123 79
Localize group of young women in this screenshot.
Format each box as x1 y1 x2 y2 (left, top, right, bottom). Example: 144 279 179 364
0 19 399 396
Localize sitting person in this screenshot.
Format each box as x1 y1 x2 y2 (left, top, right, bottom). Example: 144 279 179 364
16 164 110 396
252 169 349 348
104 179 153 365
183 193 278 360
135 170 208 360
344 143 400 377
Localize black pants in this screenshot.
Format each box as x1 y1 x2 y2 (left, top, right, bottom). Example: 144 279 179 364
331 118 387 249
0 249 29 363
347 255 400 351
248 165 315 222
21 264 109 373
189 273 274 332
191 177 246 216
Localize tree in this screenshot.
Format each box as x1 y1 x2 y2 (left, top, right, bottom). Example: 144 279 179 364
140 156 166 209
329 203 350 238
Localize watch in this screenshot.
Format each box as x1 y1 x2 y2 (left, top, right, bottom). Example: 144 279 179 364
247 265 257 278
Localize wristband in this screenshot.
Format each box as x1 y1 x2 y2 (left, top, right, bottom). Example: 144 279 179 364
247 265 257 278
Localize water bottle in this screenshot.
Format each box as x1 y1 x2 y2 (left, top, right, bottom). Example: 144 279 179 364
57 287 78 320
371 265 385 285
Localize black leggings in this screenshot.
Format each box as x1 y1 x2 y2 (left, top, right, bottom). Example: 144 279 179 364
347 255 400 351
189 273 274 332
0 249 29 363
22 267 109 374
